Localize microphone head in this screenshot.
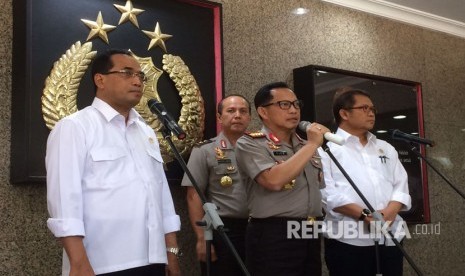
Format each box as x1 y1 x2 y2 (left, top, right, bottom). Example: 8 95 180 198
147 99 164 115
298 121 310 132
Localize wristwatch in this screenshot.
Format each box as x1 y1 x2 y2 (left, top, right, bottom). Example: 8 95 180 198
358 209 371 221
167 247 183 258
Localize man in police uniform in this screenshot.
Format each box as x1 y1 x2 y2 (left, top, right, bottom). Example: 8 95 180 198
235 82 328 276
181 95 251 275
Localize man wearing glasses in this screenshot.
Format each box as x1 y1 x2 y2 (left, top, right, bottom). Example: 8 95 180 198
235 82 329 276
321 88 411 276
46 49 181 276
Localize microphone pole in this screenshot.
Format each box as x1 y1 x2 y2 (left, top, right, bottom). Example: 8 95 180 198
154 119 250 276
407 144 465 200
322 143 424 276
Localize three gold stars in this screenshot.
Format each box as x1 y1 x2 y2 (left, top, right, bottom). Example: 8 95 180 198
81 11 116 44
142 22 172 52
114 0 144 28
80 2 173 52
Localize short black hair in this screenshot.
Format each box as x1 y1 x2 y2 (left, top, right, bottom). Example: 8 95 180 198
254 82 290 110
90 49 132 91
217 94 251 115
332 87 372 125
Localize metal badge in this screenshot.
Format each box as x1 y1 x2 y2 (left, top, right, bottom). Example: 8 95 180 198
267 141 280 150
215 147 226 159
220 175 233 187
283 179 296 190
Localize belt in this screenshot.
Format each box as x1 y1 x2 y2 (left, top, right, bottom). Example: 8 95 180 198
249 216 324 224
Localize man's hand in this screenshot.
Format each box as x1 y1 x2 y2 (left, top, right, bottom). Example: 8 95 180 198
196 239 218 262
306 123 330 147
166 254 181 276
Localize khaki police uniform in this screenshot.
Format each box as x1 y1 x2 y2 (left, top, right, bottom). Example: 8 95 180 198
235 126 324 276
181 131 248 276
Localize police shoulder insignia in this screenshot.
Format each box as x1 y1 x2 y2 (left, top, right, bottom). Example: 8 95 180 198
195 139 213 147
244 131 266 139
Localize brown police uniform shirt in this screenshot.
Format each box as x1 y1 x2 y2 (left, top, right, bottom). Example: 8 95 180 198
181 131 248 218
235 127 324 218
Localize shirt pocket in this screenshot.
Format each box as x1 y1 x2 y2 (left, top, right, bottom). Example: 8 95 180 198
89 147 127 187
146 147 164 163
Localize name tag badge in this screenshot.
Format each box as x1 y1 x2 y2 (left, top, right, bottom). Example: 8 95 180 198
273 150 287 156
217 158 232 164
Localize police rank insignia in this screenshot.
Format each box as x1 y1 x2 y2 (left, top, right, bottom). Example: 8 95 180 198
215 147 226 159
245 131 266 138
267 141 280 150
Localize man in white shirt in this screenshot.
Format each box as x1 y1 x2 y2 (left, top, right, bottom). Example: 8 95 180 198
321 88 411 276
46 49 181 276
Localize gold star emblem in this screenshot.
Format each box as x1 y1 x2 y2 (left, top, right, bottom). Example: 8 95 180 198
142 22 173 52
81 11 116 44
114 0 145 28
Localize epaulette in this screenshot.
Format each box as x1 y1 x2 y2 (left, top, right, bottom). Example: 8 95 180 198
194 139 213 147
244 131 266 139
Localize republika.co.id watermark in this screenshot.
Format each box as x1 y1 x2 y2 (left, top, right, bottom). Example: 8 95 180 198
287 221 441 239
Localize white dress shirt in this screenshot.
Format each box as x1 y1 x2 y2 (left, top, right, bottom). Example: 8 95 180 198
321 128 411 246
46 98 180 275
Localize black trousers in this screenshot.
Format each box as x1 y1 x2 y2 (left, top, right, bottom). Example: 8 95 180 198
325 238 404 276
97 264 165 276
200 217 248 276
246 217 322 276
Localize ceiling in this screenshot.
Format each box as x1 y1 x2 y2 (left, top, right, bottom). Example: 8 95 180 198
386 0 465 23
321 0 465 38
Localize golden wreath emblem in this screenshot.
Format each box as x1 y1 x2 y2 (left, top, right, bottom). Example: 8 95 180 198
41 41 205 163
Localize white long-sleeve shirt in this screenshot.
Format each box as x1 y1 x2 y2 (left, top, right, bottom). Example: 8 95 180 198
46 98 180 275
321 128 411 246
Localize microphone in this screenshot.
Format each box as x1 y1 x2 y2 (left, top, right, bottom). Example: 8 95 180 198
298 121 345 146
147 99 186 140
388 129 435 147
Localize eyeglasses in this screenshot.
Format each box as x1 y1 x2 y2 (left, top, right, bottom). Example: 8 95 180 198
261 100 303 110
102 69 147 83
346 105 377 114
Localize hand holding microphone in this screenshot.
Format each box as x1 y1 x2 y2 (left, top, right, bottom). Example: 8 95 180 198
298 121 345 146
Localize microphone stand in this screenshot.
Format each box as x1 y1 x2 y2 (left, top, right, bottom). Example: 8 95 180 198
158 126 250 276
322 143 424 276
407 144 465 200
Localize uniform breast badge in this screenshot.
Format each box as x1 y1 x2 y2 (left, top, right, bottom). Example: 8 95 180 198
215 147 233 187
267 141 280 150
220 165 235 187
220 175 233 187
215 147 226 160
283 179 296 190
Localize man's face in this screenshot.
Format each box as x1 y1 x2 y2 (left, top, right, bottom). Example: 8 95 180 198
342 94 376 131
217 96 251 135
258 88 301 131
95 54 144 113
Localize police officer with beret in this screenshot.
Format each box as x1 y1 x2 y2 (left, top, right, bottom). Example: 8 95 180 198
181 95 251 276
235 82 328 276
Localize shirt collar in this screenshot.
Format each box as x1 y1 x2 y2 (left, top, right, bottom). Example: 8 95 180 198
260 126 303 147
335 128 377 145
216 131 233 149
92 97 142 124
